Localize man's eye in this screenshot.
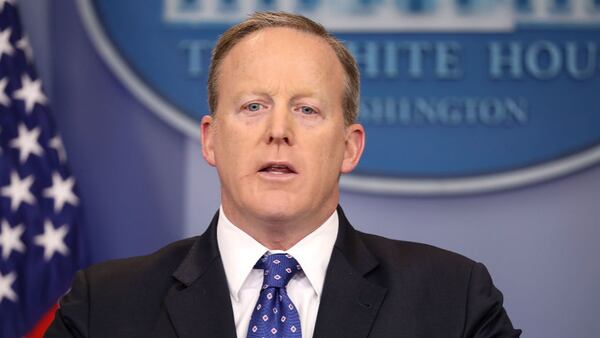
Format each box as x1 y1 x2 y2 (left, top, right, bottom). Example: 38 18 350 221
246 103 263 112
300 106 316 115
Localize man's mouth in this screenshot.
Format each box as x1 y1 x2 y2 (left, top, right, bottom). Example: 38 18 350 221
258 162 297 175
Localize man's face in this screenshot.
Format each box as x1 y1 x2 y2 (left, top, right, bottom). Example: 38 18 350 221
201 27 364 229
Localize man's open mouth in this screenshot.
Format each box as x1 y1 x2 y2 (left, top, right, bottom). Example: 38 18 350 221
259 162 297 174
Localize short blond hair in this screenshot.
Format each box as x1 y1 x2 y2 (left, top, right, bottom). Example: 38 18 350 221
207 11 360 125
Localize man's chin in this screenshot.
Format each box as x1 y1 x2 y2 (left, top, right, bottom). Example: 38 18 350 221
252 204 299 224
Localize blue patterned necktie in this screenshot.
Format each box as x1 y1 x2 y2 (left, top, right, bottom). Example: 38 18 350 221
246 253 303 338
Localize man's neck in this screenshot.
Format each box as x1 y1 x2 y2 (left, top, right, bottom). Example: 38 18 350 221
220 202 338 250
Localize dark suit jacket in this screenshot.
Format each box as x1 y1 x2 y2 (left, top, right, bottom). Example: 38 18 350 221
45 207 521 337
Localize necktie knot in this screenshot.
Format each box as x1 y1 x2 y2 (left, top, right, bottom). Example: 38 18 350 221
255 253 302 289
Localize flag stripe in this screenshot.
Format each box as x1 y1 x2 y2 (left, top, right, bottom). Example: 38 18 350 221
25 303 58 338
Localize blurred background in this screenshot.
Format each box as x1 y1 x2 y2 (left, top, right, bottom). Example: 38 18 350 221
12 0 600 337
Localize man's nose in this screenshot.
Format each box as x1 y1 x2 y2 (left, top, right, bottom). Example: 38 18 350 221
265 105 294 146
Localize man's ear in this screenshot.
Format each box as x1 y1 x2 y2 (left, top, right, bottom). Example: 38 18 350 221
341 123 365 174
200 115 216 167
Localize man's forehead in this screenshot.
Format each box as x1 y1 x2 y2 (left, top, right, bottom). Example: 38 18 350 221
218 28 344 92
221 27 341 71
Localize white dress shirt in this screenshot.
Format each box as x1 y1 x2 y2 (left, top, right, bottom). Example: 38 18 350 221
217 207 339 338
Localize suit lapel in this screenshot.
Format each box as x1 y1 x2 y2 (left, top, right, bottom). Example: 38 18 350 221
164 213 237 338
313 207 388 338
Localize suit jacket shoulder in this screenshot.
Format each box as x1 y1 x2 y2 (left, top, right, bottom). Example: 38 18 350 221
46 211 237 338
357 231 478 300
89 235 197 287
86 236 198 308
45 236 199 337
359 229 474 272
315 208 521 338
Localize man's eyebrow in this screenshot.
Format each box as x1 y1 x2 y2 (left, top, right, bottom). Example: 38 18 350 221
229 90 328 104
290 89 325 99
230 91 273 102
289 92 328 105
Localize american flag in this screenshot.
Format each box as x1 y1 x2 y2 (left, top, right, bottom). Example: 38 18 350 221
0 2 86 337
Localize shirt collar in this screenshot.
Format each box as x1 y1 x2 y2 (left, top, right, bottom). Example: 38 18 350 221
216 206 339 301
217 207 269 302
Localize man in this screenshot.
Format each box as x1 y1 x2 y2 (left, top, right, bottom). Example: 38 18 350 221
46 12 521 338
